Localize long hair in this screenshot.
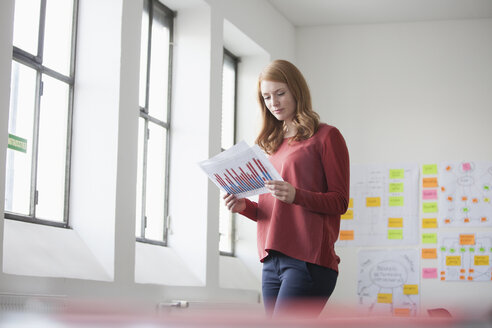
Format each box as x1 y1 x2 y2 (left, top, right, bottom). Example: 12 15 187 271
256 60 320 154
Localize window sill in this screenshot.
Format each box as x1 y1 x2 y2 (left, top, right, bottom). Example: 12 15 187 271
2 219 112 281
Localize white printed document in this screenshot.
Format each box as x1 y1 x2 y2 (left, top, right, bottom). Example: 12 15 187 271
198 141 282 198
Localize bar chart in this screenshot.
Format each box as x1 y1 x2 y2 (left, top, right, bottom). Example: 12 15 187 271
199 141 282 198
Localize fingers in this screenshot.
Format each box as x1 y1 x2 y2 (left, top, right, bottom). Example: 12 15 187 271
264 180 295 204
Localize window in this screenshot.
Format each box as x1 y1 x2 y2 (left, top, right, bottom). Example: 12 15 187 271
219 49 239 255
5 0 78 227
136 0 174 245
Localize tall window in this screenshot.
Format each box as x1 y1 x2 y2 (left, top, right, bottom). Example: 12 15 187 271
219 49 239 255
5 0 78 227
136 0 174 245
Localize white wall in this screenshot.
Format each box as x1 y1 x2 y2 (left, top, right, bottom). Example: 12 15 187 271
296 18 492 316
0 0 294 309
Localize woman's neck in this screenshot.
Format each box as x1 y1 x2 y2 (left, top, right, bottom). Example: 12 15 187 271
283 121 297 138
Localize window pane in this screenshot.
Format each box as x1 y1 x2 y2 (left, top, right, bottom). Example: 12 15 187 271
135 118 146 238
5 62 37 215
35 75 69 222
139 6 149 109
221 58 236 150
148 9 170 122
13 0 41 55
144 122 167 241
43 0 74 75
219 190 233 254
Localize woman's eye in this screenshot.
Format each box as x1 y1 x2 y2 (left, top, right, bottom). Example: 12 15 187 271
264 96 270 100
277 92 285 96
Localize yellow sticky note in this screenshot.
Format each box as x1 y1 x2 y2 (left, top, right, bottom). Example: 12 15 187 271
474 255 489 266
446 256 461 266
422 233 437 244
422 218 438 229
389 196 404 207
377 293 393 304
422 202 438 213
389 169 404 179
388 229 403 240
389 183 404 193
422 164 438 175
341 209 354 220
388 218 403 228
339 230 354 241
348 198 354 208
366 197 381 207
403 285 419 295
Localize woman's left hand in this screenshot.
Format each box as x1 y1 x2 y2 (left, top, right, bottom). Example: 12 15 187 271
264 180 296 204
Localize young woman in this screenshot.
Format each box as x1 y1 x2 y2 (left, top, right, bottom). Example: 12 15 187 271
224 59 350 317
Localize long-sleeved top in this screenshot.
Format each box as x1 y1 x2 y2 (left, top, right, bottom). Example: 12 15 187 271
239 123 350 272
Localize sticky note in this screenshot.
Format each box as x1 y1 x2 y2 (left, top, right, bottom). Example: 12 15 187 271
422 218 438 229
460 234 475 245
422 248 437 259
422 164 438 175
348 198 353 208
422 189 438 200
403 285 418 295
366 197 381 207
388 229 403 240
389 196 404 207
377 293 392 304
339 230 354 241
446 256 461 266
474 255 489 266
423 177 438 188
389 169 404 179
422 202 438 213
422 233 437 244
389 183 404 193
341 209 354 220
462 162 471 171
388 217 403 228
422 268 438 279
394 308 411 317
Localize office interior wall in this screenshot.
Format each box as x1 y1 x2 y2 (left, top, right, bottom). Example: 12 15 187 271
0 0 293 306
296 19 492 316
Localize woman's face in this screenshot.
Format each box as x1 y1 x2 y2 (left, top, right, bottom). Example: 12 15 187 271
260 80 296 124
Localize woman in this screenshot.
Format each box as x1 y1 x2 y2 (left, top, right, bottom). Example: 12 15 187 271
224 59 350 317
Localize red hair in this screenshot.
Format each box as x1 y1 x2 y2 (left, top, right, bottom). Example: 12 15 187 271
256 60 319 154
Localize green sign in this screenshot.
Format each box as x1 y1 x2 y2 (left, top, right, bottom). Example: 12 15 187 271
8 133 27 153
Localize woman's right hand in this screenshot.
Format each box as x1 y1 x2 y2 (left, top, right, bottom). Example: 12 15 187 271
223 193 246 213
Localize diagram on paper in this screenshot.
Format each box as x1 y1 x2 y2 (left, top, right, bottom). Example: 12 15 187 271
357 249 420 317
438 232 492 282
337 164 419 246
198 141 282 198
438 161 492 227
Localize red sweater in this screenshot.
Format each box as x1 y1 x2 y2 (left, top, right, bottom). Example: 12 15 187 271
239 123 350 272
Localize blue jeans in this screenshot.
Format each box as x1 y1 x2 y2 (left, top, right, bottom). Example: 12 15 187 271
262 250 338 317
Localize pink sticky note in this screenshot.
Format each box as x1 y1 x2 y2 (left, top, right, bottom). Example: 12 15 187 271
422 189 438 200
462 162 471 171
422 268 438 279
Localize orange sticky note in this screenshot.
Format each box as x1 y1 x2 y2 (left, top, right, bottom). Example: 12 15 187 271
422 248 437 259
339 230 354 240
394 308 411 317
460 234 475 245
423 177 438 188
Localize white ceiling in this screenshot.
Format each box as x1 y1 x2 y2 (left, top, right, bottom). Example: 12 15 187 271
267 0 492 26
